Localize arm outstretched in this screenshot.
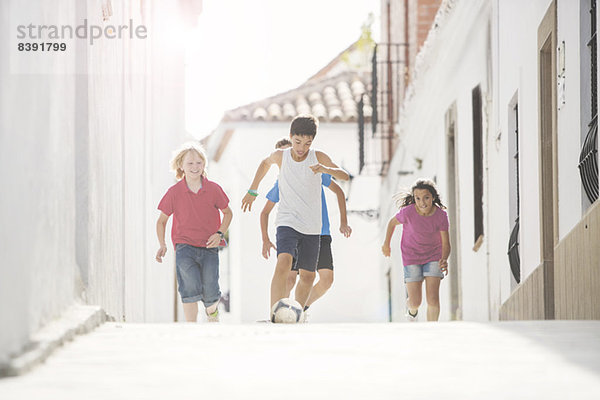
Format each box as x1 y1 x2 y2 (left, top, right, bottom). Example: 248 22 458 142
381 216 400 257
241 150 282 212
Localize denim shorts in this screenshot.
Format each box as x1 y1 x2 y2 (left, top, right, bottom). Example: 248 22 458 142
175 243 221 306
404 261 444 283
276 226 320 272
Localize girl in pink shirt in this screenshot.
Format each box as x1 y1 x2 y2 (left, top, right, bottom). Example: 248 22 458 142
382 179 451 322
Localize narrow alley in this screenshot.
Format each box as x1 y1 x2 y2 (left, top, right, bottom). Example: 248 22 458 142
2 1 600 399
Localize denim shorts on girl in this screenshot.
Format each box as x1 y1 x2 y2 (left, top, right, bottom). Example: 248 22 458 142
404 261 444 283
175 243 221 306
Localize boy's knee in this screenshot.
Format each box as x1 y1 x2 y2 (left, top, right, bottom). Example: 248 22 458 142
286 273 297 289
275 254 293 273
298 270 316 284
277 253 292 262
319 271 334 288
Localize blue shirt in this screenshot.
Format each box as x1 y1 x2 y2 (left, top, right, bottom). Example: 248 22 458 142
266 174 332 235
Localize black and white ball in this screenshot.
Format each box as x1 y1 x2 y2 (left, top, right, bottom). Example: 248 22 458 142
271 298 303 323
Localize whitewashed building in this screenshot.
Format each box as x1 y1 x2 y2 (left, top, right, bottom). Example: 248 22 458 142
380 0 600 321
0 0 202 368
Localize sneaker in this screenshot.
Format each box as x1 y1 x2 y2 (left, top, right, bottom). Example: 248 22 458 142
299 310 309 323
207 309 220 322
405 309 418 322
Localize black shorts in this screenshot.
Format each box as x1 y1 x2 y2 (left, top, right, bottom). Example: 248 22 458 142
276 226 320 272
292 235 333 272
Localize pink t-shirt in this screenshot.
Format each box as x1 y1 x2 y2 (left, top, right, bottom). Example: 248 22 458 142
395 204 449 266
158 178 229 247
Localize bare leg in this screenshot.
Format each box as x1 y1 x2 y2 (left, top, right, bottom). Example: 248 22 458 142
295 269 316 308
285 271 298 298
405 281 423 316
425 277 441 321
306 269 333 307
182 302 198 322
271 253 293 307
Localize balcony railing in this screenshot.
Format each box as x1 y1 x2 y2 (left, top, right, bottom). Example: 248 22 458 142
507 217 520 284
579 116 599 203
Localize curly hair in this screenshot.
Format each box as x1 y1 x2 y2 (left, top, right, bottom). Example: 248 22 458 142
393 179 446 210
275 137 292 149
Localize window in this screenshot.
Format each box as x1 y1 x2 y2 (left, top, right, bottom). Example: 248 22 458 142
507 100 520 284
358 95 366 174
472 85 484 249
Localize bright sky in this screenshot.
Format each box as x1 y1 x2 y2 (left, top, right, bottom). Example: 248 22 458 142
185 0 380 138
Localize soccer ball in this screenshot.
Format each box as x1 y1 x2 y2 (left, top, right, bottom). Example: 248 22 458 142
271 298 303 323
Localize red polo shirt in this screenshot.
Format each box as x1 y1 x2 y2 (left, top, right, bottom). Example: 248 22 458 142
158 177 229 247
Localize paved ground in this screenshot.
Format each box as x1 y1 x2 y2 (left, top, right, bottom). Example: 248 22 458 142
0 321 599 399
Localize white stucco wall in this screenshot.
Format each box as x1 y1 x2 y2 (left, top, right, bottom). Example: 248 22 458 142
499 0 549 284
80 0 187 323
0 0 191 363
493 0 552 296
0 0 80 366
208 122 386 322
556 0 593 238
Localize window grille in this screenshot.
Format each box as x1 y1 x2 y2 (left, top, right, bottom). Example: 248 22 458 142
579 117 598 202
358 95 365 174
371 43 403 141
514 104 520 209
364 42 406 176
507 216 521 284
508 103 520 283
371 47 378 136
472 86 484 245
579 0 599 203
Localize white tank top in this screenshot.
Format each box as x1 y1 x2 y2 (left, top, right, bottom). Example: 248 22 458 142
275 148 322 235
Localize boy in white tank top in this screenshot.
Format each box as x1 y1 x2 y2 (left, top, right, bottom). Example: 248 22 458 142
241 114 349 319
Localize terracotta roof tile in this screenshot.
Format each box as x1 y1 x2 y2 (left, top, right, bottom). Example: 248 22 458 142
223 71 372 123
282 102 296 119
267 103 283 120
252 107 267 120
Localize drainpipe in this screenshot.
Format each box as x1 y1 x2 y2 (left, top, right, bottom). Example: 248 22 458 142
387 0 394 167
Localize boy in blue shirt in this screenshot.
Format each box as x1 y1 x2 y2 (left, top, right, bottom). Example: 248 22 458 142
259 139 352 313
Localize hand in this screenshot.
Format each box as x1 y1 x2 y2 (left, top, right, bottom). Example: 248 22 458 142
339 224 352 238
155 245 167 263
262 240 276 259
439 259 449 275
206 233 222 248
381 244 391 257
309 163 328 174
241 192 257 212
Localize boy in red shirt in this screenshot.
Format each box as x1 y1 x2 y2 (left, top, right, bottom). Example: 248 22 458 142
156 142 232 322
